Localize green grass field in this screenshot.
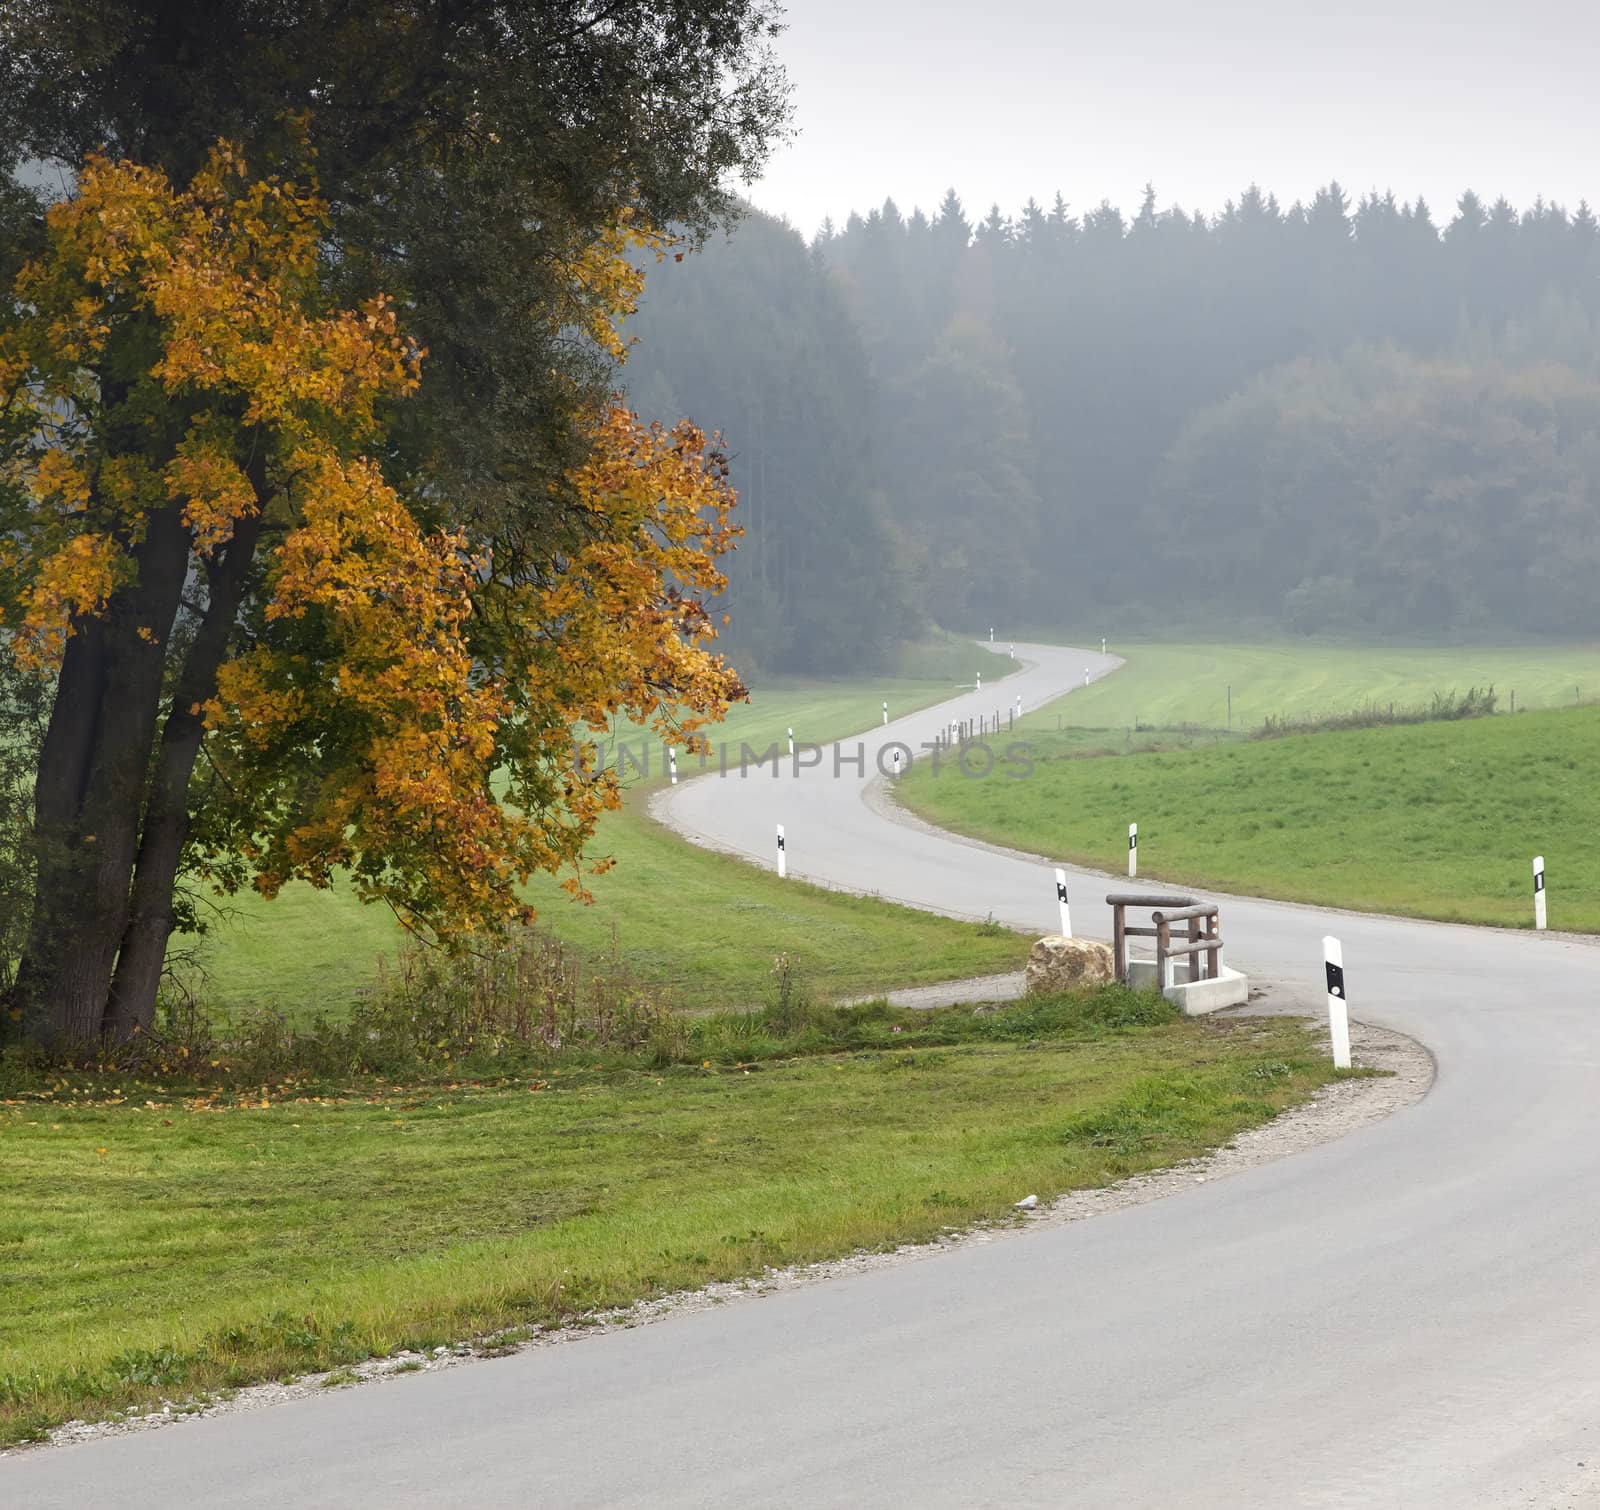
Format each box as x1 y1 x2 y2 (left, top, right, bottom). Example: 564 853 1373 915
0 992 1341 1443
905 701 1600 930
1038 642 1600 733
177 636 1019 1018
183 800 1030 1018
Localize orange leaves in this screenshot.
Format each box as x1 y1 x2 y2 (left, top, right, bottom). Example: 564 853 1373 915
12 533 121 670
2 141 423 676
166 426 257 552
123 142 419 434
28 449 91 511
202 397 746 940
551 406 745 747
547 206 682 368
22 139 410 431
4 136 746 951
208 448 525 932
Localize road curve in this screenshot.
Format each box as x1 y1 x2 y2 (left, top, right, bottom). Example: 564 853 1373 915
13 642 1600 1508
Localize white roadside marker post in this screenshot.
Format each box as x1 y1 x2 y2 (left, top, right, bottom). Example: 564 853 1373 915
1128 822 1138 878
668 748 678 786
776 824 786 879
1054 868 1072 937
892 748 903 778
1323 936 1351 1069
989 626 994 643
1009 643 1015 659
1534 855 1547 931
882 700 888 727
1101 636 1106 655
1083 666 1090 687
787 726 794 757
976 672 982 693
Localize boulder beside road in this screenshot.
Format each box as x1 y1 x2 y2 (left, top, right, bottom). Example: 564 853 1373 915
1025 935 1115 994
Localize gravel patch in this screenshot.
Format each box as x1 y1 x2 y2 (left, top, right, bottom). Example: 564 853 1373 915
3 1009 1430 1460
837 971 1026 1010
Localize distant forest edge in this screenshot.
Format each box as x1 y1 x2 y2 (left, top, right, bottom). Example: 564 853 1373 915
623 184 1600 673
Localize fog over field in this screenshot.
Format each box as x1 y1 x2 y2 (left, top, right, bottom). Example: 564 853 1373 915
619 0 1600 672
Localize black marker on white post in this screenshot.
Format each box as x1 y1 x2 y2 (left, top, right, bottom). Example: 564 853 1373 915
1323 936 1351 1069
1054 868 1072 937
1128 822 1138 879
776 824 786 879
787 726 794 757
1533 855 1546 931
668 748 678 786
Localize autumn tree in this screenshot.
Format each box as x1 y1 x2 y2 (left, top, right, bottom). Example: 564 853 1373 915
0 2 786 1044
0 144 744 1044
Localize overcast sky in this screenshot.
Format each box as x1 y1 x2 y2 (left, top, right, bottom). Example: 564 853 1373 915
749 0 1599 237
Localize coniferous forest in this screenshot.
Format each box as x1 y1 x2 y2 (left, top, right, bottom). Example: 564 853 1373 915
626 184 1600 670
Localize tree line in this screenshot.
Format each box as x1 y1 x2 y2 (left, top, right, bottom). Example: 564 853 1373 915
627 182 1600 664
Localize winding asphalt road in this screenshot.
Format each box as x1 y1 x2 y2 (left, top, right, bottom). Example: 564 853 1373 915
13 642 1600 1507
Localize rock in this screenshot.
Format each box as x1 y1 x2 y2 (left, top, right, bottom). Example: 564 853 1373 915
1024 935 1114 995
1013 1194 1039 1210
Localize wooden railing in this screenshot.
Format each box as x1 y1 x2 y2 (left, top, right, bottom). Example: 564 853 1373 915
1106 893 1223 988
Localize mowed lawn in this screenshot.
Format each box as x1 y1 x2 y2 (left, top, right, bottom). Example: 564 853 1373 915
902 704 1600 930
0 998 1340 1442
1034 642 1600 733
178 638 1020 1018
185 802 1030 1018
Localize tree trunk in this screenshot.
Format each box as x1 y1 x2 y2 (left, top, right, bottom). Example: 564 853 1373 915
106 509 265 1039
11 504 193 1044
11 622 110 1041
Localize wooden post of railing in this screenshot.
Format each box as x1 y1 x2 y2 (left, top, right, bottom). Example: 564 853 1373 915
1107 894 1216 990
1147 902 1222 989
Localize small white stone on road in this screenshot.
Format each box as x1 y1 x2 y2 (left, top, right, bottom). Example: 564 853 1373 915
1014 1195 1039 1209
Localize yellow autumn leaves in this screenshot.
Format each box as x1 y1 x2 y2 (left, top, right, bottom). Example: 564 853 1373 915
1 136 743 943
1 142 418 669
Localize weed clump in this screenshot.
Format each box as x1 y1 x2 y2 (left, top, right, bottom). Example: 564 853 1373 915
1256 685 1496 738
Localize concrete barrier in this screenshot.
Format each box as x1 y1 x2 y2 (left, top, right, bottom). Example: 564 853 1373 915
1127 959 1250 1015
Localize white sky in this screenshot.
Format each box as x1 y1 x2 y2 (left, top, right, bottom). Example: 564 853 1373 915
748 0 1600 236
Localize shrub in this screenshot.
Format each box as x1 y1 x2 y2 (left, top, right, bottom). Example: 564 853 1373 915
2 932 1175 1093
1256 685 1496 738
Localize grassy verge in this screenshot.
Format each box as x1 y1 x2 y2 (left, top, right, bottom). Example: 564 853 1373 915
904 703 1600 930
1033 641 1600 732
179 797 1030 1021
0 989 1344 1444
175 635 1019 1019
